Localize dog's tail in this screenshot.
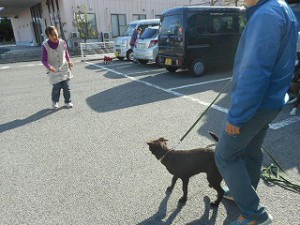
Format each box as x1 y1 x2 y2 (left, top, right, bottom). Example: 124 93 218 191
208 131 219 142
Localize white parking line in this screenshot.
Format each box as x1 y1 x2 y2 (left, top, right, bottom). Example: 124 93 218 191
86 61 229 113
0 63 43 70
169 77 232 90
86 62 300 130
127 68 165 75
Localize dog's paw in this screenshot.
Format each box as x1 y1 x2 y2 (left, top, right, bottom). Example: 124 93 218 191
210 199 221 208
178 197 187 204
209 202 219 208
166 187 173 193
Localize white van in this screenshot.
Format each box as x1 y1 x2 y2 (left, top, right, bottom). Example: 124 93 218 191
114 19 160 61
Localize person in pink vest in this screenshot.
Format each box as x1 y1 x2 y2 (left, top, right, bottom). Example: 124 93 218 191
41 26 74 109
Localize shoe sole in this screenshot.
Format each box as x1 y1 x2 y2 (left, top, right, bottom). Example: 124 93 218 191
260 215 273 225
287 98 297 104
223 195 234 201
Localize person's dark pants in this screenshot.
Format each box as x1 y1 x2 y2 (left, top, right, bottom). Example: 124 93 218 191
290 81 300 108
52 80 71 103
215 109 280 219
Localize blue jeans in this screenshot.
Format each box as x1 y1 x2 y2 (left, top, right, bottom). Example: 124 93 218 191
215 109 280 219
52 80 71 103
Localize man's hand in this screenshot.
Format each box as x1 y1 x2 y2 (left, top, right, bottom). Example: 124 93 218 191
226 121 240 135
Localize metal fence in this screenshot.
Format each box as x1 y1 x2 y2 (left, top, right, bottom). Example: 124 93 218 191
80 41 115 61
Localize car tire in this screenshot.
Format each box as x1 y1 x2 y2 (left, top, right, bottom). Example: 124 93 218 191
126 50 134 61
191 59 205 77
138 59 149 64
166 67 178 72
117 57 125 60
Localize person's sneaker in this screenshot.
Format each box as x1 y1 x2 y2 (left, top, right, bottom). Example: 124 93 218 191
222 185 234 201
290 107 297 116
65 102 73 108
230 214 273 225
52 102 58 109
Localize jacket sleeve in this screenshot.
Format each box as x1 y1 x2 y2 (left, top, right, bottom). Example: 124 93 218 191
41 45 51 69
227 11 283 127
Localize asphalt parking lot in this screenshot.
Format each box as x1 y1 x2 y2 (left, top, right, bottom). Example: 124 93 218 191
0 58 299 225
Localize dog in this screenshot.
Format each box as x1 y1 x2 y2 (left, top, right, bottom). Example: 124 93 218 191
146 133 223 207
103 56 113 64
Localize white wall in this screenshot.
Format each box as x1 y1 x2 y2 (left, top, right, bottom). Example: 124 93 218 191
11 9 37 46
59 0 212 41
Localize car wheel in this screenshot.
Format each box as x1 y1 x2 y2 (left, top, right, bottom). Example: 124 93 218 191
126 50 134 61
138 59 149 64
166 67 178 72
117 57 125 60
191 59 205 77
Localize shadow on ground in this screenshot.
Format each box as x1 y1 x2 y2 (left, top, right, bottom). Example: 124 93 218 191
0 108 63 133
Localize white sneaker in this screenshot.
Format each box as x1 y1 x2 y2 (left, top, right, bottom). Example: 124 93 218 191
65 102 73 108
52 102 58 109
290 107 297 116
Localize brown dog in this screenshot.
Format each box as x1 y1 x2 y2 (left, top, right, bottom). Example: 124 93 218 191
147 136 223 207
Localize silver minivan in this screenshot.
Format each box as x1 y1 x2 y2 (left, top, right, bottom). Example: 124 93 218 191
114 19 160 61
133 26 159 64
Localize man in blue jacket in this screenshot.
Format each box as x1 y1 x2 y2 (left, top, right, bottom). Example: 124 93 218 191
215 0 298 224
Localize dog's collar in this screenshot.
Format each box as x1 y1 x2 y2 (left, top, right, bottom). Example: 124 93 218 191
159 150 173 161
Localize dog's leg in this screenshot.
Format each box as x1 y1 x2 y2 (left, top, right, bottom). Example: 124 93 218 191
207 174 224 207
166 176 178 192
179 177 189 204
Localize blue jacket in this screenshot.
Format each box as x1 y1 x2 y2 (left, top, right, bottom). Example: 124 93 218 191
227 0 298 127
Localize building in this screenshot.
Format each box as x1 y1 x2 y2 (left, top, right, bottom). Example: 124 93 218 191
0 0 233 47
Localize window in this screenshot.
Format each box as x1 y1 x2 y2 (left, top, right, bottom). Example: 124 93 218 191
132 14 146 20
155 15 161 19
111 14 126 37
187 13 209 36
140 27 158 39
160 15 183 35
211 14 246 34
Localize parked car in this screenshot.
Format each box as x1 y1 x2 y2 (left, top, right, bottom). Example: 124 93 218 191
113 19 160 61
133 26 159 64
157 6 246 76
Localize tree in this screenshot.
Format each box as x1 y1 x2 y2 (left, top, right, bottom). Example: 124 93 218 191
73 11 97 43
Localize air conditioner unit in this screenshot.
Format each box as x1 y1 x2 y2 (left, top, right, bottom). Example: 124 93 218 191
101 32 111 42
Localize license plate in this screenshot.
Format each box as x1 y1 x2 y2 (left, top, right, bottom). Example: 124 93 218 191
114 51 119 57
165 58 172 65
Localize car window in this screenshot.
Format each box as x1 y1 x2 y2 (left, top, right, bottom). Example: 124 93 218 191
140 28 158 39
187 13 209 35
211 14 246 34
121 23 137 36
160 14 183 35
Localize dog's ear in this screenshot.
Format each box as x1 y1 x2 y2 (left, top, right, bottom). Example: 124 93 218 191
146 141 153 145
159 137 168 142
208 131 219 142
